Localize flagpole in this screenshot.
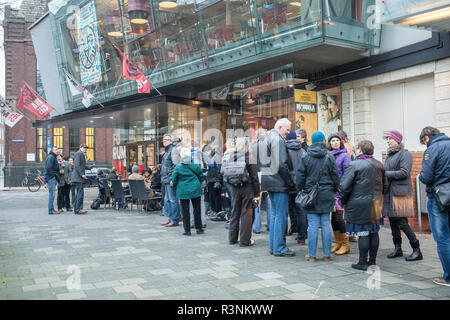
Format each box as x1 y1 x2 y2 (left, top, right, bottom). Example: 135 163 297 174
23 80 62 116
147 62 163 96
1 94 29 121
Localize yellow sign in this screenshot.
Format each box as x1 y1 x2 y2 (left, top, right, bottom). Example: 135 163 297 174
295 90 317 104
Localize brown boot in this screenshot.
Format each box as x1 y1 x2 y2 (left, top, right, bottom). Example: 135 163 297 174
336 233 350 255
331 231 341 253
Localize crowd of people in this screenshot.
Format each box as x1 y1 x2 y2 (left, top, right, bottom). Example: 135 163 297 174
43 123 450 287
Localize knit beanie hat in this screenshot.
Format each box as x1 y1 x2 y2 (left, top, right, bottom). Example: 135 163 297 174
327 133 342 143
311 131 326 143
384 130 403 144
286 130 297 141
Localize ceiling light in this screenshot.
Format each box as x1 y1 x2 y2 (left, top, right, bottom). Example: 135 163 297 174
159 0 177 9
129 0 150 24
289 2 301 7
400 7 450 25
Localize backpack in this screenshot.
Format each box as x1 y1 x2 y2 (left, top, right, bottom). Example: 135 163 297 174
223 152 249 187
90 198 102 210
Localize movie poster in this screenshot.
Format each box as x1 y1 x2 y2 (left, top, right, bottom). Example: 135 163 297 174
78 1 102 87
294 90 318 136
317 92 340 138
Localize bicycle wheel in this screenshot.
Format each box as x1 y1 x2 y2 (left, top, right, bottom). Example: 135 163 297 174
28 179 41 192
21 176 28 187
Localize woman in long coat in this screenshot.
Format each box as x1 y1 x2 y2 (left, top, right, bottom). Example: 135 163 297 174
382 130 423 261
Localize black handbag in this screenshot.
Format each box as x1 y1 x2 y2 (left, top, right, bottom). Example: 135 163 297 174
295 154 329 209
432 182 450 212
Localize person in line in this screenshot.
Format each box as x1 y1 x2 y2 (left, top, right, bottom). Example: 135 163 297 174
204 145 224 218
382 130 423 261
419 126 450 287
44 146 62 215
328 133 352 255
160 134 181 227
297 131 340 262
172 148 205 236
71 144 90 215
106 168 118 180
338 130 355 159
285 130 307 245
296 128 309 152
57 155 73 212
223 137 260 247
250 128 271 234
340 140 388 270
261 118 296 257
68 157 76 207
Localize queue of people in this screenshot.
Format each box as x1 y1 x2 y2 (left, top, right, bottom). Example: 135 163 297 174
43 125 450 287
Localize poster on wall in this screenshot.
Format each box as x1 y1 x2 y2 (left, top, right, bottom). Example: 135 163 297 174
317 92 340 138
78 1 102 87
294 90 318 136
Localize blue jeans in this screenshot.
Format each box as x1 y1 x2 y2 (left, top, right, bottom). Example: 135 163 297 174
307 213 332 258
427 197 450 281
164 183 179 223
47 178 57 213
73 182 85 214
269 192 289 254
253 192 271 233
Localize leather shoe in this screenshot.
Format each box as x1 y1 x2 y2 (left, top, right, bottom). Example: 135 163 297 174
405 248 423 261
274 249 295 257
351 262 368 271
48 210 60 215
387 246 403 259
196 229 205 234
296 239 306 245
182 232 191 236
75 210 87 215
240 240 255 247
165 222 179 227
161 221 170 226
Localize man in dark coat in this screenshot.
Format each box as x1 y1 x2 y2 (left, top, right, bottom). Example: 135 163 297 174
419 127 450 287
382 130 422 261
261 118 295 257
44 146 62 215
71 144 90 215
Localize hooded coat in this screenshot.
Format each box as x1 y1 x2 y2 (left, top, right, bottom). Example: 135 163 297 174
329 147 352 210
286 139 306 194
172 157 204 200
296 142 340 214
381 145 415 218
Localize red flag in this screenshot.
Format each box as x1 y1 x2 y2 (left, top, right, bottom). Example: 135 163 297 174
114 46 151 94
17 82 53 119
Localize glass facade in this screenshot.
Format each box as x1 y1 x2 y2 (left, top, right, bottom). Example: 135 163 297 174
36 128 47 162
48 0 380 111
85 128 96 161
53 128 64 155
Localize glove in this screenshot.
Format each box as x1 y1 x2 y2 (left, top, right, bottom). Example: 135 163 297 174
213 182 221 189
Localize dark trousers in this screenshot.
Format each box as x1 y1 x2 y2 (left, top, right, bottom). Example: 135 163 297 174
228 184 254 246
287 194 298 233
208 182 222 213
358 232 380 264
331 210 346 233
71 184 76 205
288 193 308 240
57 184 71 210
389 217 420 249
73 182 85 214
180 197 202 232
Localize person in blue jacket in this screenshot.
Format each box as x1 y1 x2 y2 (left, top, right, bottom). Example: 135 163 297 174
44 146 63 215
419 126 450 287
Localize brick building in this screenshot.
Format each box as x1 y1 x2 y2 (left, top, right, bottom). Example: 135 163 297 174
2 1 113 187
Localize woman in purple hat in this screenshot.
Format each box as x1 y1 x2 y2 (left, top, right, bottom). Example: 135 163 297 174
382 130 423 261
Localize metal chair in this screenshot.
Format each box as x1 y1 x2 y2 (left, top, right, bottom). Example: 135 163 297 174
134 179 162 213
99 178 113 210
128 179 141 212
110 179 131 210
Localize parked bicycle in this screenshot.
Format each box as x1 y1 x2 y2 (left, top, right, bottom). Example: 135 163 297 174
24 169 47 192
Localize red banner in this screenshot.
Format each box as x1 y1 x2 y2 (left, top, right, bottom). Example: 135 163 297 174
114 46 151 94
17 83 53 119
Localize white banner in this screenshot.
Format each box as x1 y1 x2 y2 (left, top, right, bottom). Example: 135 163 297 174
78 1 102 87
0 95 23 128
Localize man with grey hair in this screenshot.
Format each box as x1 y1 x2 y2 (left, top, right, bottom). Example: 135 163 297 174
261 118 295 256
128 165 145 180
161 134 181 227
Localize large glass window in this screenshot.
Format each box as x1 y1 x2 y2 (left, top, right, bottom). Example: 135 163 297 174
86 128 96 161
69 128 80 157
36 128 47 162
53 128 64 155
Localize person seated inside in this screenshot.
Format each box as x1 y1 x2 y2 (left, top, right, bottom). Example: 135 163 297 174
106 168 118 180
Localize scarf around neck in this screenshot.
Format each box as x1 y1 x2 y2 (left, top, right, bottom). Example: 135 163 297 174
356 154 374 160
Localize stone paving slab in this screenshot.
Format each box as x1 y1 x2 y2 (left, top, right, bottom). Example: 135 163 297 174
0 189 449 300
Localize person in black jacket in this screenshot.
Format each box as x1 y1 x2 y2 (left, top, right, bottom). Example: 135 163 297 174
382 130 422 261
261 118 295 257
297 131 340 262
419 127 450 287
224 138 260 247
44 146 63 215
286 130 307 245
340 140 388 271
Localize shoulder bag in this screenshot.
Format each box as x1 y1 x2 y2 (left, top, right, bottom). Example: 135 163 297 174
432 182 450 213
295 154 328 209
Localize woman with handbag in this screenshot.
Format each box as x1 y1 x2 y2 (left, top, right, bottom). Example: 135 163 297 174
340 140 389 271
172 148 205 236
382 130 423 261
297 131 340 262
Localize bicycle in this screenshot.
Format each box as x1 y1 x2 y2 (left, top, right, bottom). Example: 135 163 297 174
27 173 48 192
22 168 40 188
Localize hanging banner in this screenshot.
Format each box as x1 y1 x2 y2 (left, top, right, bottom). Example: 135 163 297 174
78 1 102 87
17 82 54 119
114 45 151 94
0 95 23 128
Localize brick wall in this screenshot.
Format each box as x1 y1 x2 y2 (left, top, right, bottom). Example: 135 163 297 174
381 152 431 233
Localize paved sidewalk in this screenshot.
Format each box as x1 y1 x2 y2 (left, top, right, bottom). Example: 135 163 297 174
0 189 449 300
